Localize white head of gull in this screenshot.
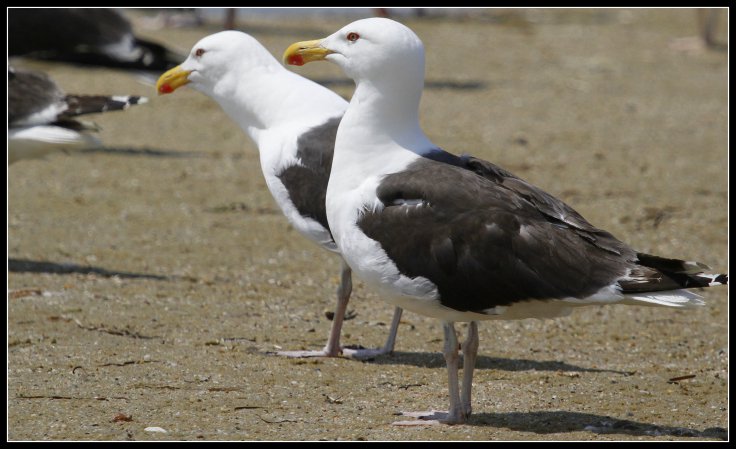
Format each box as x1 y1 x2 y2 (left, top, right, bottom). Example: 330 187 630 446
157 30 404 360
284 17 728 425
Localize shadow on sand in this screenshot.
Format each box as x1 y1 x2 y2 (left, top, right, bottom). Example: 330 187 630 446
8 258 191 281
467 410 727 439
358 350 634 376
312 76 488 91
79 147 207 158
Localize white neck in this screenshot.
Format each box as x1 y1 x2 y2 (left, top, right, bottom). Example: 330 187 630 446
325 74 436 253
351 78 424 142
329 75 434 191
197 64 346 149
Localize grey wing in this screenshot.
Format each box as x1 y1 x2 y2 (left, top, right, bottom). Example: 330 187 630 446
358 159 638 313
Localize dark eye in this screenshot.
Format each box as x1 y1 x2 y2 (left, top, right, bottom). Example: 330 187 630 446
195 48 205 57
346 32 360 42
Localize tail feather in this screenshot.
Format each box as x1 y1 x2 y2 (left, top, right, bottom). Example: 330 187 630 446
62 95 148 117
622 289 706 308
637 253 711 274
709 273 729 286
620 252 728 294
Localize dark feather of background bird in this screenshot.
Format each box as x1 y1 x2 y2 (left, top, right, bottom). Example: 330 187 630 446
8 8 183 75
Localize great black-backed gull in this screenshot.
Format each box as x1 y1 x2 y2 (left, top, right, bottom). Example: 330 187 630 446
9 66 147 164
155 31 403 359
8 8 182 79
284 17 728 425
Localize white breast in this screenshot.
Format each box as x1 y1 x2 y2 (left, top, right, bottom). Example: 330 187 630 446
325 153 443 313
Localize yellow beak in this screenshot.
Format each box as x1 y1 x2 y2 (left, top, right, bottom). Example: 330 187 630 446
282 39 333 66
156 65 192 95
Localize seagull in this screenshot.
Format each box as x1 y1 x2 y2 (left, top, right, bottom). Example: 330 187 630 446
283 17 728 425
155 30 403 359
9 66 147 164
9 8 183 83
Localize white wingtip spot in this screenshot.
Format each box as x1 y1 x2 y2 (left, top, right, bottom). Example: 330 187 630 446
626 289 706 308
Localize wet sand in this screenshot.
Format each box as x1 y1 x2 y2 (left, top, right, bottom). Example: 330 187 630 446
8 9 728 441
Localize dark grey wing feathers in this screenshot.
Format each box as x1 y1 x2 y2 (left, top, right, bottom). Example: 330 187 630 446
276 117 341 234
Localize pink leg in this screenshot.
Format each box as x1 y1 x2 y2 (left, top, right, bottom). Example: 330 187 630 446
277 260 402 359
461 321 479 417
393 321 468 426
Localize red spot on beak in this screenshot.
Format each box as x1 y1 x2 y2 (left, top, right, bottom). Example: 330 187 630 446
159 84 173 94
287 54 304 66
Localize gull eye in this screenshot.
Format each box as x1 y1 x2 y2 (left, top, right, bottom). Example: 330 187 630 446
195 48 206 57
346 32 360 42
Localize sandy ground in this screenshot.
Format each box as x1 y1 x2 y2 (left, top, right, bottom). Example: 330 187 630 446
7 8 728 441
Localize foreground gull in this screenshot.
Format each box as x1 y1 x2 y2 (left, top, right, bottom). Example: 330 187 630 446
283 18 728 425
9 66 147 164
156 31 403 359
